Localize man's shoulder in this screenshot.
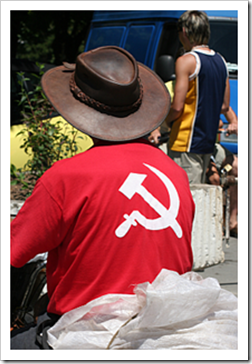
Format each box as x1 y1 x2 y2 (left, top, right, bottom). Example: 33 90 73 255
176 53 196 75
177 52 195 63
41 150 93 179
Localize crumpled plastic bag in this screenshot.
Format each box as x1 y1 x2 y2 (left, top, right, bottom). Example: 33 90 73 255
47 269 237 350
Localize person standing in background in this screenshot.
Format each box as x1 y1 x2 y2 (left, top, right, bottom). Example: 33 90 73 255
206 107 238 236
149 10 230 184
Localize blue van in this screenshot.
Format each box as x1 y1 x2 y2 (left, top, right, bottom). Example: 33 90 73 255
84 10 238 154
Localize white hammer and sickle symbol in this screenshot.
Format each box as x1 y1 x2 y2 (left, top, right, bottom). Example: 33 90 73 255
115 163 182 238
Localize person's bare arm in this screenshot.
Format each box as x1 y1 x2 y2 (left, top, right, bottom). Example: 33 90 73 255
220 77 230 114
223 106 238 135
149 54 195 143
165 54 194 127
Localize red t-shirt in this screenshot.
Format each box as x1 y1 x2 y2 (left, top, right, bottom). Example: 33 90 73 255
11 140 195 316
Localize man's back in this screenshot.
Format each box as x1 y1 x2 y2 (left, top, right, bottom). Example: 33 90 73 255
11 140 195 316
169 50 228 154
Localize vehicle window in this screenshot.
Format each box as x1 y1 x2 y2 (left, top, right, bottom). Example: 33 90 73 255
209 20 237 76
123 25 155 64
155 19 237 75
87 26 126 50
155 22 181 60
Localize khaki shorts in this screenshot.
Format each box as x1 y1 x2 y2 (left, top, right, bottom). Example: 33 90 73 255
168 149 211 184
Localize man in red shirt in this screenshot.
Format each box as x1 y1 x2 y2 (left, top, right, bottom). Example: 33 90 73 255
11 46 195 348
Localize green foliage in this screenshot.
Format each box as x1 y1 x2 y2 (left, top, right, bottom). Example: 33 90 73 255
12 63 82 195
11 164 29 189
12 11 93 64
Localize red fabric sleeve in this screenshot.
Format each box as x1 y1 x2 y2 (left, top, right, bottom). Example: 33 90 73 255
11 179 63 268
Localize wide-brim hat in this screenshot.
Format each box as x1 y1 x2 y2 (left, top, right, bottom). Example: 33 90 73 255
41 46 170 142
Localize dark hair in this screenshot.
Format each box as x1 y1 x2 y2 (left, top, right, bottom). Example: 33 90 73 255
177 11 210 45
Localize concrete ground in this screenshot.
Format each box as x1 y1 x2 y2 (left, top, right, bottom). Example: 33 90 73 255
196 235 238 297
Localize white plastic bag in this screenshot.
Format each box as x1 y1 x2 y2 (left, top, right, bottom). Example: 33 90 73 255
47 269 237 350
47 294 142 350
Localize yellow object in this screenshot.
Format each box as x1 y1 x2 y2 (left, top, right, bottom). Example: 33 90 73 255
223 164 232 173
10 116 94 169
165 80 175 102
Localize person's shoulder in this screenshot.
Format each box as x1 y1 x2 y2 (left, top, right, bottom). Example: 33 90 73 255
57 150 91 165
42 150 93 178
177 52 196 62
176 53 196 75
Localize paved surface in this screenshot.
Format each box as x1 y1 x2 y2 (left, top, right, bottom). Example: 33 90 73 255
195 235 238 297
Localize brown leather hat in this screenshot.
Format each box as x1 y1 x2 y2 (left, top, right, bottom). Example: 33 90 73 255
41 46 170 141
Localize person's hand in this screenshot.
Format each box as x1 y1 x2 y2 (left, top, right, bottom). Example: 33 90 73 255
226 123 238 136
222 107 238 136
148 128 161 145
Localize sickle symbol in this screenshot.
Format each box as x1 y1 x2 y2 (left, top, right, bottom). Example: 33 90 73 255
115 163 182 238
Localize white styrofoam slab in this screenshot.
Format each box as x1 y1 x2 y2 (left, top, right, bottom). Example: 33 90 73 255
190 184 224 270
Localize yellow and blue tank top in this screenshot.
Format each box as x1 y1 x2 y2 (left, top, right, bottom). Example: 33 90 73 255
169 50 228 154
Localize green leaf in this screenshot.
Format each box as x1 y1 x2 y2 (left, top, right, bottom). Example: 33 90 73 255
15 130 25 137
19 95 27 105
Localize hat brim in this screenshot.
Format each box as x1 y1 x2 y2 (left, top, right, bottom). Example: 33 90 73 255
41 62 170 141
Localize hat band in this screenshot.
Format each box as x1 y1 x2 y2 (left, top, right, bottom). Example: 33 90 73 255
69 73 143 114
